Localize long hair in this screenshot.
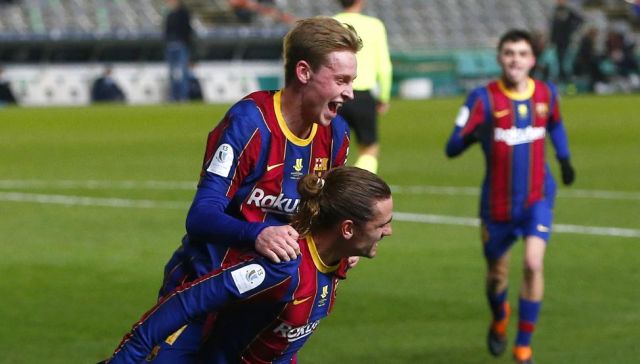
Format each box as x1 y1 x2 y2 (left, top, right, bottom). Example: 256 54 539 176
291 167 391 236
282 16 362 85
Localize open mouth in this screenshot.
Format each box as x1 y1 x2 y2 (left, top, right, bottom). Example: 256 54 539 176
328 101 343 113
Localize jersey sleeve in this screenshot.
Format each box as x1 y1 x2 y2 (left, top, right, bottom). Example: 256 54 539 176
445 87 489 157
107 257 299 364
185 100 270 247
545 82 571 160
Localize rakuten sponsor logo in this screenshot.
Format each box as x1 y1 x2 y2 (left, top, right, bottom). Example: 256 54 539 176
494 126 546 146
246 188 300 214
273 321 320 342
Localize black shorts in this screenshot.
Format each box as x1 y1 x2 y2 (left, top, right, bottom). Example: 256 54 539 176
338 90 378 146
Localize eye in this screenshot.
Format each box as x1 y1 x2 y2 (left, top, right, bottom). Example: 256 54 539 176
336 76 352 85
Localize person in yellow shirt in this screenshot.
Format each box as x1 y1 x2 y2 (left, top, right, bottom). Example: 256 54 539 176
334 0 392 174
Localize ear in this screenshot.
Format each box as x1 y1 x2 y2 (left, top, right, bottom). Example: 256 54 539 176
340 220 355 240
295 60 312 84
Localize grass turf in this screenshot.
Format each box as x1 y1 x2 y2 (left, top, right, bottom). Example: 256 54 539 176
0 95 638 363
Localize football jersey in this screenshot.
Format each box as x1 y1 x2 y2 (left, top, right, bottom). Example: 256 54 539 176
185 90 350 252
167 90 350 289
108 236 346 364
446 79 571 221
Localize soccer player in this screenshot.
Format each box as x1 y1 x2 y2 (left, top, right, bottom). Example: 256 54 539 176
148 16 361 362
334 0 392 173
445 30 575 364
104 167 393 363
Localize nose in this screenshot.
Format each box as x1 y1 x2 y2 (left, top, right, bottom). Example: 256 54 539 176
383 224 392 237
342 85 354 101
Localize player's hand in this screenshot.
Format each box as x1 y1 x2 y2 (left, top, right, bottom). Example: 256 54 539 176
559 158 575 186
463 122 492 145
255 225 300 263
472 122 492 141
347 256 360 269
376 102 390 115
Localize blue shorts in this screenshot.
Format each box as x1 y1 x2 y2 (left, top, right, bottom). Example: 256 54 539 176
481 200 553 260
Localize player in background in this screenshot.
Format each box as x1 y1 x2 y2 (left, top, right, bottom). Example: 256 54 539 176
334 0 392 174
137 16 361 363
445 29 575 364
104 167 393 363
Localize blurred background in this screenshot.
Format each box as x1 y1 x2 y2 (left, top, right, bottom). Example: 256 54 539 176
0 0 639 106
1 1 639 363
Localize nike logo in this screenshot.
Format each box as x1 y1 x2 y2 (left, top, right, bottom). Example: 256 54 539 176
292 296 312 305
266 163 284 172
536 224 550 233
165 324 188 345
494 109 510 118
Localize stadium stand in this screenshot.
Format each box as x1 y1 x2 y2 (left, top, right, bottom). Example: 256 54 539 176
0 0 638 102
0 0 570 56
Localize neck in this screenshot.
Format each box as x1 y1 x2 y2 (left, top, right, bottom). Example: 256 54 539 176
344 1 363 13
310 230 343 267
280 86 312 139
501 77 530 94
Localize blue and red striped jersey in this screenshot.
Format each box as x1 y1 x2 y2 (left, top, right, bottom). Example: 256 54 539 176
446 79 571 221
109 236 347 364
185 89 350 249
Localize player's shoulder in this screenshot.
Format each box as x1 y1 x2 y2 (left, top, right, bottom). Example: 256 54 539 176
530 79 561 103
226 90 274 127
251 255 302 285
330 114 350 135
465 84 491 104
539 80 560 97
222 254 301 298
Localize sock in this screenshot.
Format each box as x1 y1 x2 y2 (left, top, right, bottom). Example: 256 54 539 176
516 297 541 347
487 289 508 322
354 154 378 174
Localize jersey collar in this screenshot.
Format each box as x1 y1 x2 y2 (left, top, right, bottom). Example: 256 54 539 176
273 90 318 146
497 78 535 101
306 235 340 274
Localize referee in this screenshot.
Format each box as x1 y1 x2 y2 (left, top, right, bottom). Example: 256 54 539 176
334 0 392 174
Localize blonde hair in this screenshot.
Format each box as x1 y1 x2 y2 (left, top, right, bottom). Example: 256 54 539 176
282 16 362 85
291 167 391 236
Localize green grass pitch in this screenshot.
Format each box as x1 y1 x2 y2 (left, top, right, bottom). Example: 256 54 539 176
0 94 638 363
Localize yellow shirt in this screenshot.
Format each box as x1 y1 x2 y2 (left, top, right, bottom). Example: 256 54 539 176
334 11 393 103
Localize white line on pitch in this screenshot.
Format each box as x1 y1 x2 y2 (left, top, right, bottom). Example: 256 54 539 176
389 185 640 201
393 212 640 239
0 180 197 190
0 192 187 209
1 192 638 239
0 180 637 201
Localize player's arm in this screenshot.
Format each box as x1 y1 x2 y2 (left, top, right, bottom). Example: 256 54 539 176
185 102 299 261
445 88 490 157
185 104 268 247
188 184 299 262
187 184 299 257
546 83 575 186
106 258 298 363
